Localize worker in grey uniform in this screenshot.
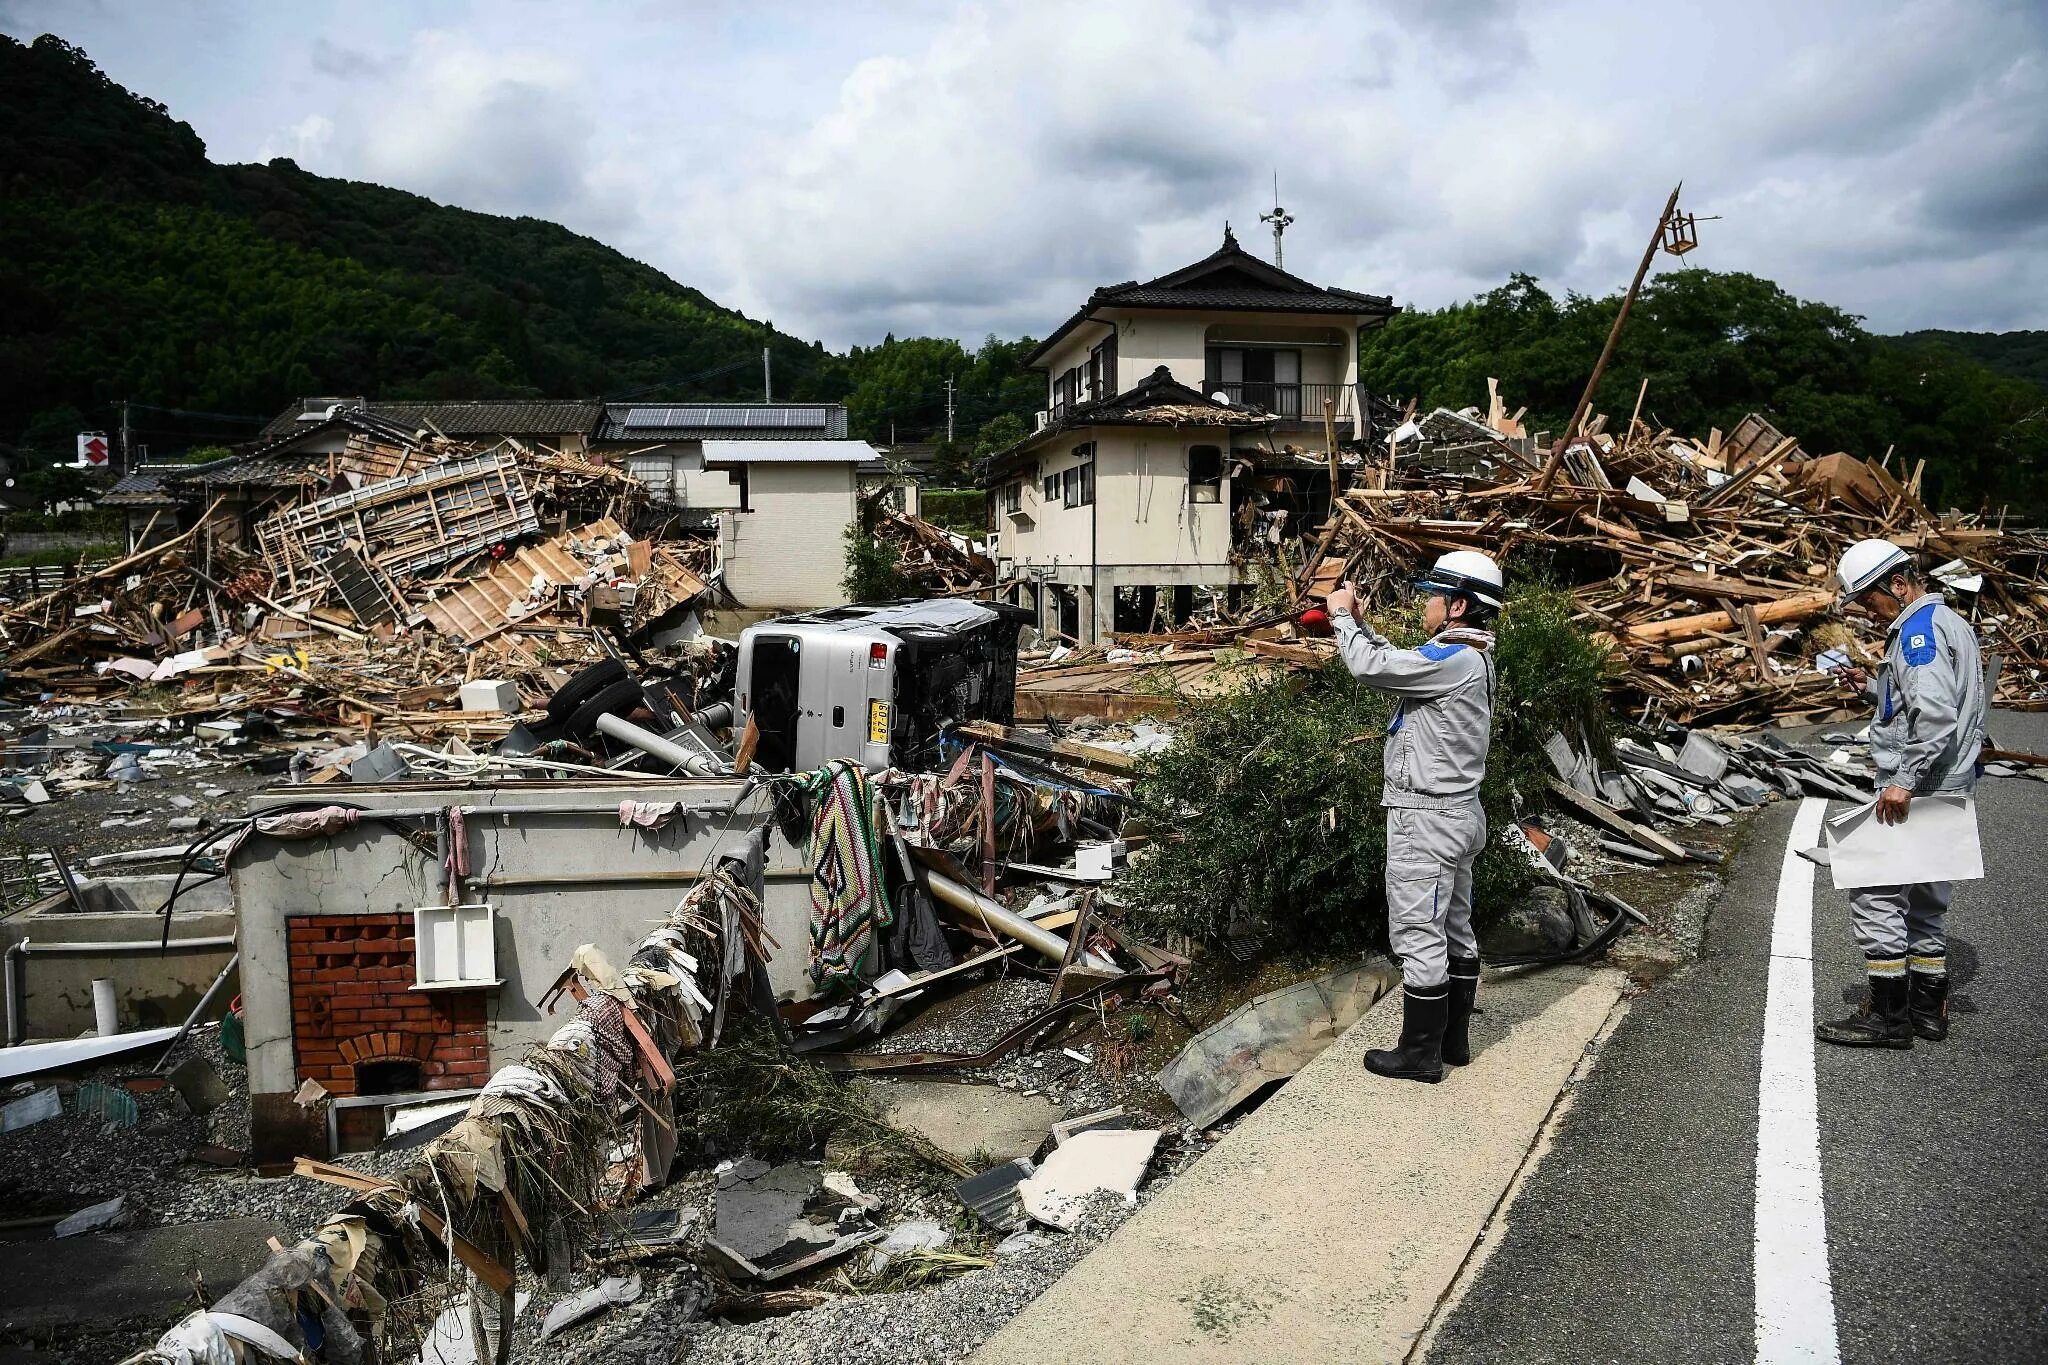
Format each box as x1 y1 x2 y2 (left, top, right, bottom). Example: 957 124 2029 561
1818 539 1987 1048
1325 549 1503 1084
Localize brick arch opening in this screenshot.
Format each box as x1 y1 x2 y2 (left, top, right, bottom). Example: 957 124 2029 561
288 914 489 1097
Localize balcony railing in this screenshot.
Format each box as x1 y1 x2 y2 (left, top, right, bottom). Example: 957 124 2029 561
1203 380 1357 421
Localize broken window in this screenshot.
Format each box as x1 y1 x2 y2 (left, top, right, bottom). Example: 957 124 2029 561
1062 468 1080 508
1188 445 1223 504
1004 481 1021 513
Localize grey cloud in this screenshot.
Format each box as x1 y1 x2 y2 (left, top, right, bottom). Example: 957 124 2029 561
308 36 397 82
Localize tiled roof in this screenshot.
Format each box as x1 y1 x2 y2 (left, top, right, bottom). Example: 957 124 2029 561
97 466 183 508
1028 228 1395 365
170 451 333 489
258 399 601 440
980 367 1263 480
598 403 848 441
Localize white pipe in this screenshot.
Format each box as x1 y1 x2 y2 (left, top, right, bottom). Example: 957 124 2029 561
91 978 118 1038
594 712 725 776
924 871 1070 964
15 936 238 955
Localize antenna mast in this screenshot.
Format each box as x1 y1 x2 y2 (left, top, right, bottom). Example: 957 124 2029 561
1259 171 1293 268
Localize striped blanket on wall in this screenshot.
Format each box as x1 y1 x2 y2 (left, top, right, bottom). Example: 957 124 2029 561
803 759 892 989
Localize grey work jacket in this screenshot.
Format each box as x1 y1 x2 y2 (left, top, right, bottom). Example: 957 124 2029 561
1332 613 1496 809
1865 591 1986 795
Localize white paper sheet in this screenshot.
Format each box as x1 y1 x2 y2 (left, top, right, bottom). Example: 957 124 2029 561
1823 794 1983 890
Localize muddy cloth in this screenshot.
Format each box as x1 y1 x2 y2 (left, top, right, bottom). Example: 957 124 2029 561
886 834 956 975
801 760 891 990
252 806 361 839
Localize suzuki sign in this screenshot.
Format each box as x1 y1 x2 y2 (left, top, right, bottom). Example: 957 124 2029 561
76 432 110 467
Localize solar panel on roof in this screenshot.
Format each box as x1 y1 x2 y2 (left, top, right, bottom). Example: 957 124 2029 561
620 405 833 430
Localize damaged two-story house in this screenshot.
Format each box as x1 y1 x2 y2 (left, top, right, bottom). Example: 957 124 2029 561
982 228 1394 643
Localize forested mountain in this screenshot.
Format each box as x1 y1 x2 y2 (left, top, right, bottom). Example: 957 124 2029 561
0 34 857 461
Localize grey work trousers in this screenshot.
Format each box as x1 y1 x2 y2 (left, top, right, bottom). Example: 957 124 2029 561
1385 801 1487 991
1847 880 1951 974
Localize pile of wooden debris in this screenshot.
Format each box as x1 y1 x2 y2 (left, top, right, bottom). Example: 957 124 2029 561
0 433 713 735
870 504 995 596
1281 408 2047 724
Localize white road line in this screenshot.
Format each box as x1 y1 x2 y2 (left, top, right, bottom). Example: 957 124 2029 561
1755 796 1841 1364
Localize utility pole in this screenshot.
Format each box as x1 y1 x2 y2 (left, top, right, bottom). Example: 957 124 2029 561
1259 171 1293 269
1535 182 1689 495
943 378 956 444
762 347 773 404
119 399 131 476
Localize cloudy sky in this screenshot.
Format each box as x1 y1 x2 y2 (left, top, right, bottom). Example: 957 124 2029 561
5 0 2044 347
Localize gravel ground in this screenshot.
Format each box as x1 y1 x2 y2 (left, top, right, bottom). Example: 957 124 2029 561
677 1193 1137 1365
0 1022 399 1235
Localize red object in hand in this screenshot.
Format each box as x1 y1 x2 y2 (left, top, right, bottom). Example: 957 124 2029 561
1298 606 1333 637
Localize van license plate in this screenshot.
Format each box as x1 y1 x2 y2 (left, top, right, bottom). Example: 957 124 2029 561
867 700 890 745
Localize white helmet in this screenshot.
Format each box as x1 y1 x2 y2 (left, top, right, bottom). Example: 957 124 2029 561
1416 549 1504 612
1837 538 1911 600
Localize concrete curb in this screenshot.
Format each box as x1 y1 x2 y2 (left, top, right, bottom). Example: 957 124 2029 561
971 963 1627 1364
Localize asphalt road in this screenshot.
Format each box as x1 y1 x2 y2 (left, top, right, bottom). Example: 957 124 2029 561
1428 710 2048 1364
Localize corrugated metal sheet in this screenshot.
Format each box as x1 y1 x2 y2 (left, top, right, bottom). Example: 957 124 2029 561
700 440 875 465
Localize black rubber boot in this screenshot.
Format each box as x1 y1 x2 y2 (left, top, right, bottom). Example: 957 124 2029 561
1815 975 1914 1049
1908 969 1950 1041
1443 956 1480 1067
1364 987 1448 1083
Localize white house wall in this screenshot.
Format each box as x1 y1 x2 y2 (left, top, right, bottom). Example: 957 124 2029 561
722 461 857 609
1043 309 1363 406
1001 426 1232 574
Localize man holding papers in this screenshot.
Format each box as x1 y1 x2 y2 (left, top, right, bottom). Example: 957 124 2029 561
1817 540 1989 1049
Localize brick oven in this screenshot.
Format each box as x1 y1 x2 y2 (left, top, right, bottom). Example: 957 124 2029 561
287 913 490 1098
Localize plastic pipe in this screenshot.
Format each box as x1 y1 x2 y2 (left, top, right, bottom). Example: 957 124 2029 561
594 712 724 776
91 978 118 1038
924 870 1070 964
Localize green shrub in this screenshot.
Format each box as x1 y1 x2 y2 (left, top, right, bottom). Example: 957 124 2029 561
1118 584 1614 953
1 541 119 567
1 507 121 534
842 519 913 603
